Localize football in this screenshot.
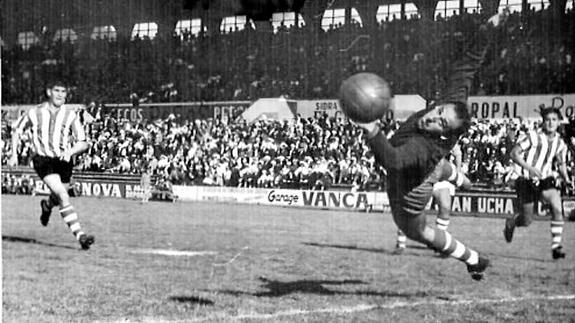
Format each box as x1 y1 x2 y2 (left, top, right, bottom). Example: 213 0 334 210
338 72 392 123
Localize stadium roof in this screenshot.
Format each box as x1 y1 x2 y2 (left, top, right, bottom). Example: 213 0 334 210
4 0 561 47
0 0 471 33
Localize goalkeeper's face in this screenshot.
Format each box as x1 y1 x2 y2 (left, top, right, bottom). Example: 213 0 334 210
418 103 464 136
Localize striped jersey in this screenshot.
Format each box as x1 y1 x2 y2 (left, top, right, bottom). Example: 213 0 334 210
13 102 87 158
514 129 567 179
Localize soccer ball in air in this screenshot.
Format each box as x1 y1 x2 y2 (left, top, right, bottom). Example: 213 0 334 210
338 72 392 123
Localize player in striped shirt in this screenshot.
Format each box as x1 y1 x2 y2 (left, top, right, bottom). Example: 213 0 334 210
9 80 95 250
504 107 571 259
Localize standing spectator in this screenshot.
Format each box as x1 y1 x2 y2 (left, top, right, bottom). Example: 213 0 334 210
141 167 152 203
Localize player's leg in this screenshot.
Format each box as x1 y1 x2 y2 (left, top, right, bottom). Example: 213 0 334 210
40 192 60 226
540 187 566 259
433 185 452 231
141 185 148 203
397 164 489 280
394 210 472 262
45 191 60 208
42 174 75 227
389 173 435 255
42 161 95 250
432 184 453 258
394 229 407 254
505 178 537 242
33 156 59 226
393 209 488 280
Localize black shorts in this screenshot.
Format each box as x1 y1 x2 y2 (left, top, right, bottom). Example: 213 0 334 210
32 155 74 184
515 176 556 204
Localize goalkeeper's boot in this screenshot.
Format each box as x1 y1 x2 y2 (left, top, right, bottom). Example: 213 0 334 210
40 199 52 227
503 216 516 243
552 246 566 260
79 234 95 250
467 256 490 281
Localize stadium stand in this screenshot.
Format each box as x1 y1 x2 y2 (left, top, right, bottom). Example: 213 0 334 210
2 8 574 104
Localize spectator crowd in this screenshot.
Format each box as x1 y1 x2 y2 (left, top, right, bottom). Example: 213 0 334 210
4 108 575 195
2 8 574 105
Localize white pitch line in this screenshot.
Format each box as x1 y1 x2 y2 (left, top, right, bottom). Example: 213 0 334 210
190 294 575 322
130 249 217 257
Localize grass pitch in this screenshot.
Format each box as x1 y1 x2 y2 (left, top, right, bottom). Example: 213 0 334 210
2 195 575 322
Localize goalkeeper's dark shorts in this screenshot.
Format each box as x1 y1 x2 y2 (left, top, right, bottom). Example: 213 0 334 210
390 159 450 218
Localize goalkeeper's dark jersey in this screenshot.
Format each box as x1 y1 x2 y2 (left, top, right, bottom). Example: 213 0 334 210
368 116 456 216
366 33 489 216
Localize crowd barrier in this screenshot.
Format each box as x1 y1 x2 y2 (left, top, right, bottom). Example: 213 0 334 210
172 185 390 212
3 167 146 199
5 168 575 221
171 186 575 221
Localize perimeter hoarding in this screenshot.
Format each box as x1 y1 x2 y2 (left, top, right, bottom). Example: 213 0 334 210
296 95 426 121
296 94 575 121
103 101 252 123
3 168 573 220
1 102 252 124
4 94 574 124
468 94 575 119
171 186 389 212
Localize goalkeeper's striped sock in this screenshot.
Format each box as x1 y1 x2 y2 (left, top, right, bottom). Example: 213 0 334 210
431 229 478 265
59 204 85 240
551 221 564 250
436 218 450 231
